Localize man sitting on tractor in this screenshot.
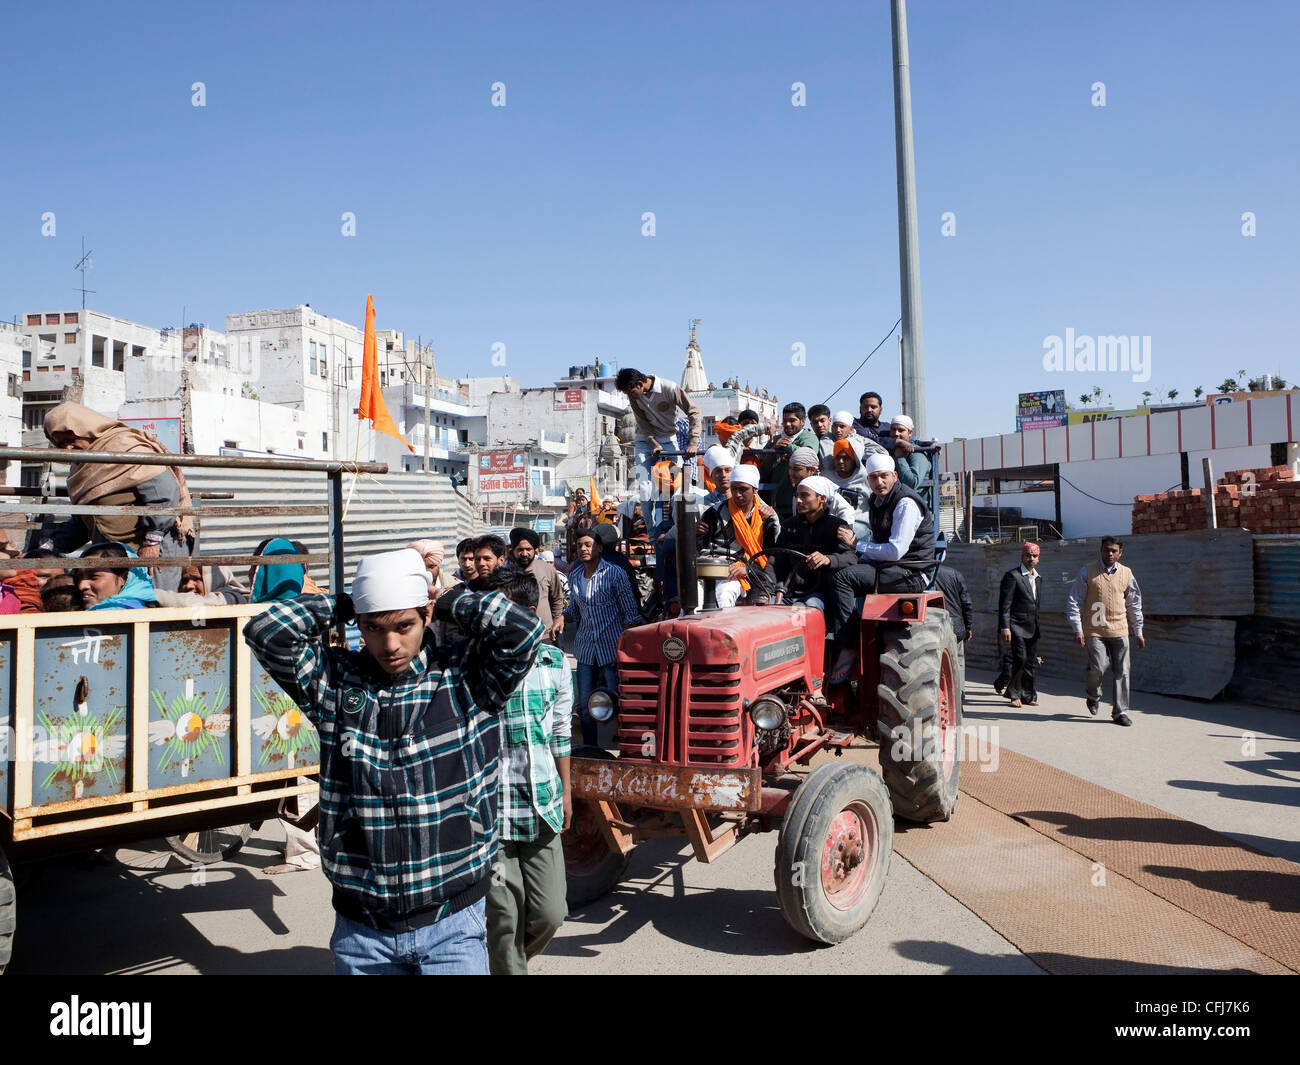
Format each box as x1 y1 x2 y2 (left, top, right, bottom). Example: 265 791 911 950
773 477 856 613
785 446 856 526
827 453 938 681
695 462 781 606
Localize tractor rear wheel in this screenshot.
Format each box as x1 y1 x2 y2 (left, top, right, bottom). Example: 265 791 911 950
876 612 963 822
774 762 892 944
0 845 14 974
562 746 631 909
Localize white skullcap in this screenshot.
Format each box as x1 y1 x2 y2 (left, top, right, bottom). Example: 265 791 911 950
799 476 836 499
891 413 914 431
351 548 432 615
864 453 896 474
832 410 854 426
703 444 735 471
729 463 760 487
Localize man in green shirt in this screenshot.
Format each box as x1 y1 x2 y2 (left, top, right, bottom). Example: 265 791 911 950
485 570 573 975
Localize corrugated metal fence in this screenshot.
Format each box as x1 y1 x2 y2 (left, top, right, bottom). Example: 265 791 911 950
186 467 479 590
942 528 1255 700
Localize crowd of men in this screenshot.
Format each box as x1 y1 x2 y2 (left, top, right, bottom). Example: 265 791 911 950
15 391 1144 977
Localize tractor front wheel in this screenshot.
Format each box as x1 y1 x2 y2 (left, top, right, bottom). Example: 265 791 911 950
562 746 631 909
774 762 893 944
876 612 964 822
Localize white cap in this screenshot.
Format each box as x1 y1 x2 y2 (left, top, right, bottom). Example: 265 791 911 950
891 413 914 431
730 463 760 487
832 410 855 427
703 445 735 471
864 453 896 475
350 548 432 615
799 476 836 499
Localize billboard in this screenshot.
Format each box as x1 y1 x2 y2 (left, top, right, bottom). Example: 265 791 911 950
553 389 583 411
121 417 182 454
1016 391 1067 432
1207 389 1298 406
1066 407 1149 424
476 450 527 495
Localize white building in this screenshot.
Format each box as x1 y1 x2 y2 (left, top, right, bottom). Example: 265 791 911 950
18 308 181 442
939 394 1300 538
0 324 30 487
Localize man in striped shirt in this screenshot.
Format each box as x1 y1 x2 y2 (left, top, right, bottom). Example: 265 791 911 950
563 529 642 746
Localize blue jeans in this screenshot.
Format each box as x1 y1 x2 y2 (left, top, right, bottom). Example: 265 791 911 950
329 899 489 975
575 661 619 747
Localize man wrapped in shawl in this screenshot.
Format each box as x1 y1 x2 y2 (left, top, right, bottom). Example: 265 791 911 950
40 403 195 591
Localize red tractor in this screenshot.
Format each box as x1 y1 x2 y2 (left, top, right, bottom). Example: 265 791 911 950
563 536 963 945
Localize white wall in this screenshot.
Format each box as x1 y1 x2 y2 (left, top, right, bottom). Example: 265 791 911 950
1057 453 1183 538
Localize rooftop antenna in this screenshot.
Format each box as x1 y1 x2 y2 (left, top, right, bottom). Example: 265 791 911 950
74 236 96 310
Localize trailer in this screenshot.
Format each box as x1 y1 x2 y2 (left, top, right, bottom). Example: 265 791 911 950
0 447 386 973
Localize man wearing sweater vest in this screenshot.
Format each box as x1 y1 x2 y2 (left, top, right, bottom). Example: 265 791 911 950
1066 537 1146 726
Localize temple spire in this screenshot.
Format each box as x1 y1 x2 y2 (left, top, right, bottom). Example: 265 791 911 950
681 318 707 392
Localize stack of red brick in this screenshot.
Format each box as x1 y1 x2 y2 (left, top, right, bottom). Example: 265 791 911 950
1132 466 1299 534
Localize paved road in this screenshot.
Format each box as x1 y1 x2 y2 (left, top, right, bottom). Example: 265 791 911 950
6 670 1297 975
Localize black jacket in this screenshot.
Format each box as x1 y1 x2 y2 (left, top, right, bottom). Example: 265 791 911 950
933 566 974 641
774 509 856 596
698 499 782 598
998 567 1041 640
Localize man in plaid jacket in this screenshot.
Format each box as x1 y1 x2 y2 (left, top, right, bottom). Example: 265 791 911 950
485 570 572 974
244 548 543 975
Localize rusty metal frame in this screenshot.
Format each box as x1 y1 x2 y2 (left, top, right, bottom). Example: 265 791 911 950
1 603 317 844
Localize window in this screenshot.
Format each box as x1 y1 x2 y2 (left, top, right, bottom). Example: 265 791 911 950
224 440 238 449
25 314 41 326
7 375 19 399
45 313 60 325
322 432 329 451
39 334 56 352
63 332 76 344
53 365 64 372
92 335 106 367
64 312 78 324
113 340 125 372
320 350 327 378
21 351 30 368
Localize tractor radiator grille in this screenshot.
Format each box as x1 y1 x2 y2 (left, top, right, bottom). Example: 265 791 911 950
617 661 743 766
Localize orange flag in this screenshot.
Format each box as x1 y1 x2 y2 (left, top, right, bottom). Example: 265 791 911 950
589 476 601 509
359 295 413 452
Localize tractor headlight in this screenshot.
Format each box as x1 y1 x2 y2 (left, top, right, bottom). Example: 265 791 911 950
748 695 786 731
587 689 618 722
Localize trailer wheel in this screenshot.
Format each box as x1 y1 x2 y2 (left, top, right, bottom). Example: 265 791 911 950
562 746 630 909
0 845 14 975
165 825 253 866
876 612 963 822
774 762 892 945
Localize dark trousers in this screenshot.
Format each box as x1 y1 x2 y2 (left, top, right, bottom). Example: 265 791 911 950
1008 633 1038 702
829 563 929 640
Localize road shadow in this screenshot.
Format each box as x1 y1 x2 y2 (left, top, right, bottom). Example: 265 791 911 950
555 837 816 958
1142 864 1300 914
8 844 331 975
1166 776 1300 809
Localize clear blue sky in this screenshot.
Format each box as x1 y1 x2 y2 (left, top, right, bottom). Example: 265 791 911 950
2 0 1296 440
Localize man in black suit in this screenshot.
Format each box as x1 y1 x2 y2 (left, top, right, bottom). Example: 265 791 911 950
998 542 1042 708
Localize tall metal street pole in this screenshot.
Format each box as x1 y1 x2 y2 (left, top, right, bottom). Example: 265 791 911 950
892 0 927 438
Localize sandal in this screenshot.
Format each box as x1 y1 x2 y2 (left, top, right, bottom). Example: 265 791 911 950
828 648 859 686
